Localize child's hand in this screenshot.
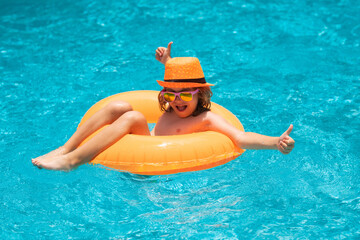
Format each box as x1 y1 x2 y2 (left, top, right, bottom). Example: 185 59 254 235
155 42 173 65
277 124 295 154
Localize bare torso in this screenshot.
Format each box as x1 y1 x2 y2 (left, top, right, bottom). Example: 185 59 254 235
151 111 209 136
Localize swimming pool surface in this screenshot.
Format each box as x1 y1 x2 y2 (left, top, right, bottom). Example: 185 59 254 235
1 0 359 238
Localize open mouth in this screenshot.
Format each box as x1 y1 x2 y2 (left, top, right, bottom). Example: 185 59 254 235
176 105 188 112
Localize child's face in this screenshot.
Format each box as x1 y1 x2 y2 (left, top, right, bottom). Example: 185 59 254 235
164 87 199 118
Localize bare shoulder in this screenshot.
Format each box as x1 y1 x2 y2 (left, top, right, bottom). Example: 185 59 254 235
190 111 229 132
202 111 227 123
203 111 238 133
203 111 220 118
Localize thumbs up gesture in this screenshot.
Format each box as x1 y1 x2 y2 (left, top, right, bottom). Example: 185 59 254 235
277 124 295 154
155 42 173 65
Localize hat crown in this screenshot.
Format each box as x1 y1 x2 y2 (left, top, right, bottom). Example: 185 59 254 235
164 57 205 80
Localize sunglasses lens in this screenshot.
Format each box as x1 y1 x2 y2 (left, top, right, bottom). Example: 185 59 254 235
163 92 175 102
180 92 193 101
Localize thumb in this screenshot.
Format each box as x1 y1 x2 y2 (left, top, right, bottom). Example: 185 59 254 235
284 124 293 136
167 41 173 56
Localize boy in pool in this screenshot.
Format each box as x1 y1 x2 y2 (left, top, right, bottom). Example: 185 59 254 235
32 42 295 171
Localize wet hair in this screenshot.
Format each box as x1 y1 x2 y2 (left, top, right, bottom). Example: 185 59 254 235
158 87 213 116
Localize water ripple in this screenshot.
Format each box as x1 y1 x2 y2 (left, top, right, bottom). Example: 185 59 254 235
1 0 360 238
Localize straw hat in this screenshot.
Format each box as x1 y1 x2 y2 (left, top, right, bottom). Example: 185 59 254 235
157 57 214 88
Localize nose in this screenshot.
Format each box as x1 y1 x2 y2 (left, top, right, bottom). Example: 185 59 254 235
173 94 183 102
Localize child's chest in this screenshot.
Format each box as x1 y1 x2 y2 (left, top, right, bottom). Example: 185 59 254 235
154 113 207 136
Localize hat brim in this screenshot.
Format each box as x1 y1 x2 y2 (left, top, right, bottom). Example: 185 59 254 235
157 80 214 88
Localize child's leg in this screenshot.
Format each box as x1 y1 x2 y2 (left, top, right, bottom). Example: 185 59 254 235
33 101 133 160
32 110 150 171
64 101 134 152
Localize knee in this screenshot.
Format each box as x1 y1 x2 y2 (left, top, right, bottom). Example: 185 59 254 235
122 111 147 126
105 101 132 119
114 111 149 135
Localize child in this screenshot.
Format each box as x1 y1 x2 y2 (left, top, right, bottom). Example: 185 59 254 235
32 42 295 171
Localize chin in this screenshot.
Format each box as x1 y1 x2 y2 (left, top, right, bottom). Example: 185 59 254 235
176 112 192 118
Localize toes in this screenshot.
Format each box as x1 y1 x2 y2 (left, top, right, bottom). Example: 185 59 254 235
32 160 43 169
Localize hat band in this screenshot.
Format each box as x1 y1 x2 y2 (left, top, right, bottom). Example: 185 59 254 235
164 78 206 84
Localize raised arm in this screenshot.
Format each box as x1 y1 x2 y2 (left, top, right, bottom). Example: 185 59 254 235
205 112 295 154
155 42 173 65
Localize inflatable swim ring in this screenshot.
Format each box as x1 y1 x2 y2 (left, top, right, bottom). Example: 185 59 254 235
78 90 245 175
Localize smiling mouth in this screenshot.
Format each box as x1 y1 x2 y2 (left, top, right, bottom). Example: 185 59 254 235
176 105 187 112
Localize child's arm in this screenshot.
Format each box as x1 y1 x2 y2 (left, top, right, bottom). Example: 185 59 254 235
205 112 295 154
155 42 173 65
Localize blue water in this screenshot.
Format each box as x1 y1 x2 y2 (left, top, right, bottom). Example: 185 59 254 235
1 0 359 238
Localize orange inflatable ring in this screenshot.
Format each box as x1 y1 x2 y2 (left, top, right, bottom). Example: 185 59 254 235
78 90 245 175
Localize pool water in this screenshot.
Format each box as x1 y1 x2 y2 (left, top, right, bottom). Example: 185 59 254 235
1 0 360 238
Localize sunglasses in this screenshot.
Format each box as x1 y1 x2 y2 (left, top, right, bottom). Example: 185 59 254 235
161 89 199 103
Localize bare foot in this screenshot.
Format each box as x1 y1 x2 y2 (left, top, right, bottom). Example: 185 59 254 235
32 146 67 164
32 154 75 171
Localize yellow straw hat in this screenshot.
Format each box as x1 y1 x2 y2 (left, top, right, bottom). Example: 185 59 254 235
157 57 214 88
